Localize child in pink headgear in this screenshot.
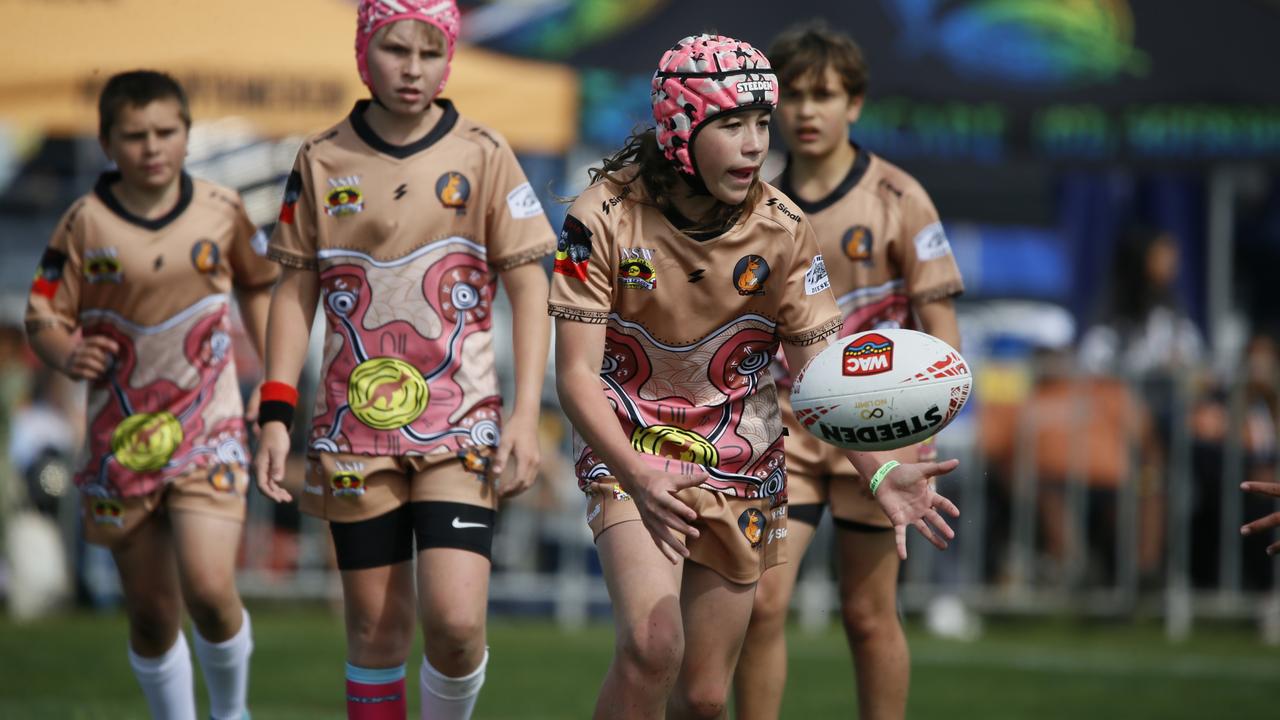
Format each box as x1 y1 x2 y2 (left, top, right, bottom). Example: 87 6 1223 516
356 0 461 98
549 32 960 718
256 2 557 719
652 33 779 183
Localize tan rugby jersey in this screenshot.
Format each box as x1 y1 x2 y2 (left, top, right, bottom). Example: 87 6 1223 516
25 172 279 498
269 100 556 459
774 146 965 477
548 170 841 499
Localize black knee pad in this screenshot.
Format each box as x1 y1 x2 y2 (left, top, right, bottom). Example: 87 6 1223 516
329 505 415 570
833 516 894 534
412 501 495 559
787 503 825 527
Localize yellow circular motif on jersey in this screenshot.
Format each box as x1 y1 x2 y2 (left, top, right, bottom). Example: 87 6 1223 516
347 358 429 430
631 425 719 467
111 412 183 472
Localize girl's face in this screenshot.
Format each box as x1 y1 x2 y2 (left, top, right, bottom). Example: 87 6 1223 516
366 20 449 115
692 109 771 205
100 99 188 193
776 63 862 159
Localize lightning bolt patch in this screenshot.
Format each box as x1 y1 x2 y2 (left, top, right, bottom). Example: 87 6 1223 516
394 184 408 200
687 269 706 283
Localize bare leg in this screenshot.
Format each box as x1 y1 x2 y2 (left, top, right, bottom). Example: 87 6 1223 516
593 521 684 720
669 561 758 720
732 520 818 719
836 527 907 720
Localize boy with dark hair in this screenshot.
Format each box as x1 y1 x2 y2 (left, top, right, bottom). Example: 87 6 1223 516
734 22 965 720
27 69 277 720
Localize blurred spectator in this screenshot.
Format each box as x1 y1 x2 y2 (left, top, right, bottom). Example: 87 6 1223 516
981 347 1162 586
1080 226 1204 382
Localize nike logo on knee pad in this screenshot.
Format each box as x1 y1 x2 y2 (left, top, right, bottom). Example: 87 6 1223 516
451 517 488 529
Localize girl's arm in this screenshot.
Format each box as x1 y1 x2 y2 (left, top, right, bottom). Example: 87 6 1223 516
491 262 551 497
252 267 319 503
555 318 706 563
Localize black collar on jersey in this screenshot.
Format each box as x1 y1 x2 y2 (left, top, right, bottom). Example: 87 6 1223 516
350 98 459 159
777 142 871 215
94 171 194 231
662 204 735 242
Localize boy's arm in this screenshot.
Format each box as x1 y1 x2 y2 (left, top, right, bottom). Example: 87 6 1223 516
915 296 960 351
234 284 273 422
29 324 119 381
253 267 318 503
491 261 550 497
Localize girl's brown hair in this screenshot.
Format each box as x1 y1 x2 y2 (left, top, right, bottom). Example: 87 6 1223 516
587 126 764 234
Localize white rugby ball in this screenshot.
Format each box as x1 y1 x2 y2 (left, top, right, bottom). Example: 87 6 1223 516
790 329 972 451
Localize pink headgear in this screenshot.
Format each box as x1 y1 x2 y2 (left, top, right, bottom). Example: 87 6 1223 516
355 0 462 98
651 34 778 179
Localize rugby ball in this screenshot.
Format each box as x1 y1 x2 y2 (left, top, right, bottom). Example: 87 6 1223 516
790 329 972 452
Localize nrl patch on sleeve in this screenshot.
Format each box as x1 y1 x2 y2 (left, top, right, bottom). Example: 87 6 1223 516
506 182 544 220
804 254 830 295
912 222 952 261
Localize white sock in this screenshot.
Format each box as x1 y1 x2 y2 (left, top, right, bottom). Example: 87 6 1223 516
192 608 253 720
419 649 488 720
129 632 197 720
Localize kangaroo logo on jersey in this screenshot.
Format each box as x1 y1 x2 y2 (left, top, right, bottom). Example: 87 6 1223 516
631 425 719 467
458 447 491 475
436 172 471 215
842 225 873 262
554 214 593 281
110 411 184 472
325 176 364 217
190 240 220 274
618 247 657 291
738 508 767 548
207 463 238 493
347 357 430 430
733 255 770 296
842 332 894 376
84 248 123 284
31 247 68 299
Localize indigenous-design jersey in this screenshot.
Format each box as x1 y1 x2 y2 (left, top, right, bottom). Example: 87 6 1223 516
269 100 555 458
548 170 840 499
25 173 279 498
774 145 965 476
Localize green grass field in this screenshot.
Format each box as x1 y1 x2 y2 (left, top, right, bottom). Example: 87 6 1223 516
1 608 1277 719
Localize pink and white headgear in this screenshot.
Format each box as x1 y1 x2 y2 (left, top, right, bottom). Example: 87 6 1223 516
651 34 778 180
355 0 462 98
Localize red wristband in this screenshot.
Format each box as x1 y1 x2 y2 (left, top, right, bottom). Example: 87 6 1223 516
260 381 299 406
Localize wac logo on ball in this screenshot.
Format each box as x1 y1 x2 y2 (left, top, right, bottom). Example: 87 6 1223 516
842 332 894 376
